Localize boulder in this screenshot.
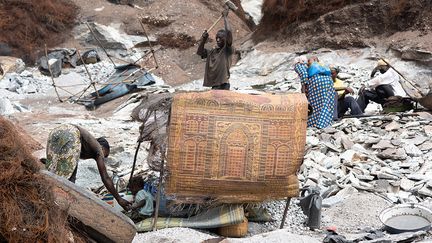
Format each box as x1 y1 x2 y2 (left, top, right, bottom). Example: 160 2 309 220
85 22 155 50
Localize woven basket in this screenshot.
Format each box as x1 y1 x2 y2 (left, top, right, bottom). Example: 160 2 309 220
166 91 308 203
217 217 248 238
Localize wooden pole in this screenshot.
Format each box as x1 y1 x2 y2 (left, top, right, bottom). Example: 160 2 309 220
279 197 292 229
76 48 100 99
85 22 117 68
152 111 165 231
138 19 159 69
44 44 63 102
381 58 425 96
128 140 142 186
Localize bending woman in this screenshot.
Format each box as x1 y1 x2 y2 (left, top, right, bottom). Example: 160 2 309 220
294 57 335 129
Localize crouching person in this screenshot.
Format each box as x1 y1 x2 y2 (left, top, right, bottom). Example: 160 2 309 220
127 176 155 223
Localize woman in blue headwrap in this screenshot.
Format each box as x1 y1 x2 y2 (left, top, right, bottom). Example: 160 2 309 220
294 56 335 129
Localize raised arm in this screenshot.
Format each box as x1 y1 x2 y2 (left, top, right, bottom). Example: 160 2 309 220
197 31 209 59
223 8 232 47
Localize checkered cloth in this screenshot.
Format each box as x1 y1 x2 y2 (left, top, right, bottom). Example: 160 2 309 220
295 63 335 129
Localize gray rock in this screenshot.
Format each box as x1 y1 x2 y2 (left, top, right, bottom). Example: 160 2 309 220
378 148 407 160
341 136 354 150
385 121 400 131
372 140 394 149
341 150 366 163
418 185 432 197
306 136 320 146
404 143 423 157
85 22 154 50
0 97 14 115
424 125 432 136
400 178 415 191
336 186 358 197
404 136 427 146
305 151 327 164
391 139 402 146
377 171 400 180
364 137 381 144
323 127 339 134
356 174 375 181
323 142 342 153
420 142 432 151
404 121 421 128
323 156 340 169
322 195 344 208
337 73 352 80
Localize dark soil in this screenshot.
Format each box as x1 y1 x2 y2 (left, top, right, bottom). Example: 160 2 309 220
254 0 432 49
158 33 196 50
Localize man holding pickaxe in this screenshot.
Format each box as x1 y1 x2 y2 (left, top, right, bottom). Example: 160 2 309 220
197 2 235 90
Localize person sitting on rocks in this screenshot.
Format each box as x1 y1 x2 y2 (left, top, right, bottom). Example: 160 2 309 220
127 176 155 223
44 124 131 210
357 59 407 112
197 7 233 90
331 67 363 118
294 56 335 129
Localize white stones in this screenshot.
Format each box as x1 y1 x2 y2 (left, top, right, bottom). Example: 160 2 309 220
379 148 407 160
305 151 327 164
0 97 15 115
340 150 366 163
306 136 320 146
400 178 415 191
372 140 394 149
385 121 400 131
424 125 432 136
404 143 423 157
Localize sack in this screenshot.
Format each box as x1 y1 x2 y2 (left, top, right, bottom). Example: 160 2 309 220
308 62 331 78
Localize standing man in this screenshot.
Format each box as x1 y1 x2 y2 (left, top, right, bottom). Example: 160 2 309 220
197 7 233 90
357 59 407 112
45 124 131 210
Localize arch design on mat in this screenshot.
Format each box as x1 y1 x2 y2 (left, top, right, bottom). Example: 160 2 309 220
218 124 255 180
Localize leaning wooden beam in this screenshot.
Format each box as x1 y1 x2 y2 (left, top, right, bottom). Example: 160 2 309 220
44 44 63 103
279 197 292 229
152 111 165 231
381 58 425 97
85 22 117 68
76 48 100 99
138 19 159 69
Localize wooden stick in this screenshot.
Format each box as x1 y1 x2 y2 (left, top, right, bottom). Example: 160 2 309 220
44 44 63 102
152 111 165 232
76 49 99 98
381 58 425 96
85 22 117 68
279 197 292 229
138 19 159 69
129 140 142 186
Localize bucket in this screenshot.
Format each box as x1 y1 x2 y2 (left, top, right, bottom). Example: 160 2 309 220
217 217 248 238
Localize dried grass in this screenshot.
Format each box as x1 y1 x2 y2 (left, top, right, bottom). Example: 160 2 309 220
0 116 69 242
0 0 78 63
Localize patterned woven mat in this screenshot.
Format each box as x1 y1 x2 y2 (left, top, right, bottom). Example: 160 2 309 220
166 90 308 203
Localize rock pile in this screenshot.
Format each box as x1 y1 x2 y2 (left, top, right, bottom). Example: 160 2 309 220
300 112 432 206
